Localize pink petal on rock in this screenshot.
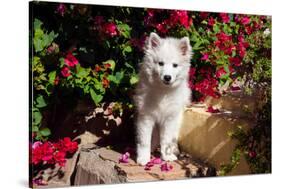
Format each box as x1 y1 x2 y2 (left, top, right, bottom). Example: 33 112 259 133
151 157 162 164
160 163 173 172
119 152 130 163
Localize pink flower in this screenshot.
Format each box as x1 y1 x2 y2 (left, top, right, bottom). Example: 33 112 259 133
206 106 220 113
103 22 118 37
241 16 251 25
32 178 47 186
160 163 173 172
201 53 209 61
220 13 230 23
248 151 256 158
144 161 154 171
119 152 130 163
150 157 162 164
155 23 168 34
61 66 71 78
32 141 42 149
56 4 66 17
64 53 78 67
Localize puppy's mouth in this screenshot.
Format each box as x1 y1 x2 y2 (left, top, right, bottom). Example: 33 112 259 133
163 80 172 85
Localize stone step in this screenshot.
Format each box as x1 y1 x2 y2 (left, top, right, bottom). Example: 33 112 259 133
73 146 216 186
179 106 253 175
204 91 260 115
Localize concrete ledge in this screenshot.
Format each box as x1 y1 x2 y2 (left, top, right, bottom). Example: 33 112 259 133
179 106 253 175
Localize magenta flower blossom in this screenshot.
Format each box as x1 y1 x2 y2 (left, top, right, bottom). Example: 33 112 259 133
144 161 154 171
150 157 162 164
32 141 42 149
64 53 78 67
103 22 118 37
56 4 66 17
241 16 251 25
61 66 71 78
160 163 173 172
119 152 130 163
201 53 209 61
220 13 230 23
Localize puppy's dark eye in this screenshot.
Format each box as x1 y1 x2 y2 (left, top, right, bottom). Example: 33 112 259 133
158 61 164 66
173 63 178 68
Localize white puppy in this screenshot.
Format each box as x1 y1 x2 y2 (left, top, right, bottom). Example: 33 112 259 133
134 32 193 165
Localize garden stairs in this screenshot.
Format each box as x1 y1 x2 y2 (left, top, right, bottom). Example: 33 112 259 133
35 91 258 187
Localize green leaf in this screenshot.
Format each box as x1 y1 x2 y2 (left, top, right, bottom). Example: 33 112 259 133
40 127 51 137
34 19 43 30
90 88 103 105
213 24 220 33
33 110 42 125
48 71 56 85
130 75 139 85
117 23 131 38
36 95 47 108
115 71 124 84
76 64 90 78
32 125 39 132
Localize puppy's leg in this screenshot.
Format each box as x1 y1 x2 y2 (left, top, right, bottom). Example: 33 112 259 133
136 115 154 165
160 113 182 161
151 125 160 153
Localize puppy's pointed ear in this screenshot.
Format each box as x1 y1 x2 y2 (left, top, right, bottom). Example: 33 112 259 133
148 32 161 49
179 37 192 56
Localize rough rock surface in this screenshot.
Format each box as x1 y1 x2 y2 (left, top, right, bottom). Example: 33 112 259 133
73 146 216 186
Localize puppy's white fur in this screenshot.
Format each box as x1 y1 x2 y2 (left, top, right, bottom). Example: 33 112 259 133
134 33 192 165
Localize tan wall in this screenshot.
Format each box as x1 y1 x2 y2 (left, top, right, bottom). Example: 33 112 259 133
178 106 252 175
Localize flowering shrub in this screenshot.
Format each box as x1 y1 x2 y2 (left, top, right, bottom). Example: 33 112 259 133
30 2 271 176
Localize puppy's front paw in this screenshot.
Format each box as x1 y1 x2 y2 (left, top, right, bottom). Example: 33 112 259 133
136 155 150 166
161 153 178 162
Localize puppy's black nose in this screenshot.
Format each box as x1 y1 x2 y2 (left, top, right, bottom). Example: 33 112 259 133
164 75 171 82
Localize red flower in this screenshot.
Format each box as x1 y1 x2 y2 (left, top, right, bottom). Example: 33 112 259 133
155 23 168 34
104 63 111 69
206 106 220 113
216 67 227 78
170 10 191 29
58 137 78 153
94 65 101 72
208 17 215 27
220 13 230 23
61 66 71 77
103 22 118 37
216 32 232 42
102 77 110 88
64 53 78 67
53 151 66 167
200 12 209 19
229 57 242 66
